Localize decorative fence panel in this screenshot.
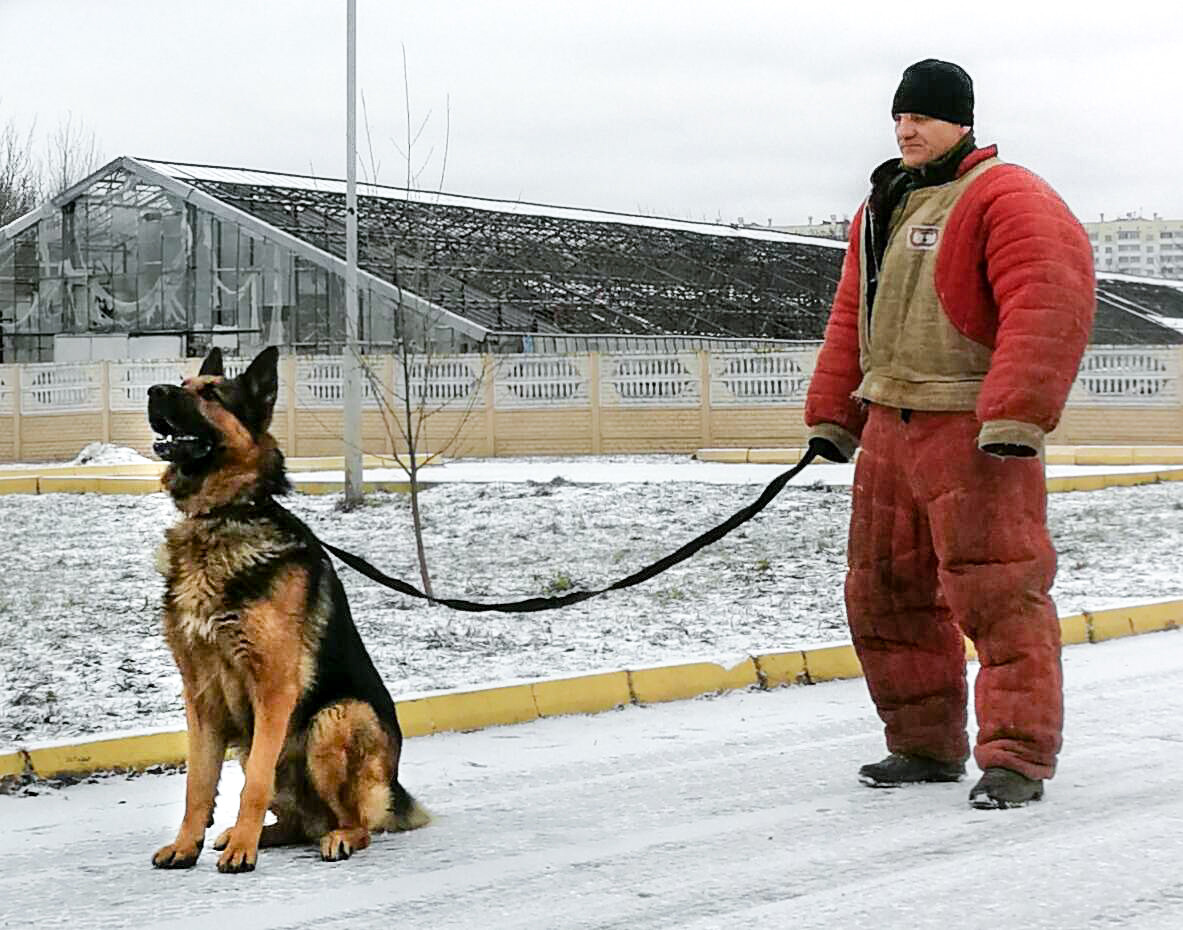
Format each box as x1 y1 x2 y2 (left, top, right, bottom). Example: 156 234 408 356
395 356 483 410
709 349 816 405
296 356 375 408
494 354 590 409
0 367 13 416
1069 346 1179 406
108 361 190 412
600 353 700 407
20 363 102 413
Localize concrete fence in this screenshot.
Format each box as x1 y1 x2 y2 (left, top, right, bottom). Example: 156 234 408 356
0 345 1180 463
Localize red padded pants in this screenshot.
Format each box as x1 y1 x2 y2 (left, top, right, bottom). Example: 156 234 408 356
846 406 1063 780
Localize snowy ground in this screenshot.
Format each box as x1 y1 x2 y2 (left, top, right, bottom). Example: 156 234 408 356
1 633 1180 929
2 447 1183 750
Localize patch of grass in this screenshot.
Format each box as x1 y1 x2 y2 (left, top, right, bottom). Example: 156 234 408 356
543 571 575 595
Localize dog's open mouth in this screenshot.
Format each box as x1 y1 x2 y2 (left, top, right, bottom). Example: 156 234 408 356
148 405 216 465
152 431 213 463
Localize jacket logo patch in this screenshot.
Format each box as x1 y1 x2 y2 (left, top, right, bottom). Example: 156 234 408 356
907 225 941 249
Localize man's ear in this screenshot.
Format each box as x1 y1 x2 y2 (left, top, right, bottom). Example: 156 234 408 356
240 347 279 418
198 347 224 377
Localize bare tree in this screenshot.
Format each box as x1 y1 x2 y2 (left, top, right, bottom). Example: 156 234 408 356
348 48 488 599
43 112 102 195
0 114 40 227
1 108 104 226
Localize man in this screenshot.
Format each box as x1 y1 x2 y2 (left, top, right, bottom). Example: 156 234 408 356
804 59 1095 808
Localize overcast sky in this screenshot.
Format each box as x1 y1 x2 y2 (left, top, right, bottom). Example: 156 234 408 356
3 0 1180 227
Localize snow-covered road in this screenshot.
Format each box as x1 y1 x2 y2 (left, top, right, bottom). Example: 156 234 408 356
3 631 1180 930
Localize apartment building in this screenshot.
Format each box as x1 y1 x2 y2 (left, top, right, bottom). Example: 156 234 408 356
1085 214 1183 280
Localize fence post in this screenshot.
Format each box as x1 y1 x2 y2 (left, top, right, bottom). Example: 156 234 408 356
11 367 20 462
698 349 712 449
1177 346 1183 443
589 351 602 454
284 353 298 457
100 361 111 444
483 353 497 457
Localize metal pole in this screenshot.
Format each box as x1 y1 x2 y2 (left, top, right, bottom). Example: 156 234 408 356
342 0 363 504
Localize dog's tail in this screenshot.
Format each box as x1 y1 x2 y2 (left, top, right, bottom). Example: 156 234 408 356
390 781 432 831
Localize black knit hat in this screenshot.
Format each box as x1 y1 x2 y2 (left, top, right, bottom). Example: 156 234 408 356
891 59 974 126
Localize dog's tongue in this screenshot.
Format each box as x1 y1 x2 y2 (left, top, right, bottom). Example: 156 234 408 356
154 435 212 463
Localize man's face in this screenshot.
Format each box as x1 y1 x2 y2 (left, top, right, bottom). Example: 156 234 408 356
894 113 969 168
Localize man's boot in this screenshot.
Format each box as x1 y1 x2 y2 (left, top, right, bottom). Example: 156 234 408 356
968 767 1044 809
858 752 966 787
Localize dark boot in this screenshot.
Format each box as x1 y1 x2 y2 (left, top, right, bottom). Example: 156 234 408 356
858 753 966 787
968 767 1044 809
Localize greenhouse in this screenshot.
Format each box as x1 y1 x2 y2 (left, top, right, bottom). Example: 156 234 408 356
3 155 1183 364
0 157 849 363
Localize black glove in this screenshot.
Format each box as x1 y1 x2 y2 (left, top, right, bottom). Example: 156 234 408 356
808 436 849 464
981 442 1036 459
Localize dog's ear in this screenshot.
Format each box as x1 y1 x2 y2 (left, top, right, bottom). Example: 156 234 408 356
239 346 279 426
199 347 224 377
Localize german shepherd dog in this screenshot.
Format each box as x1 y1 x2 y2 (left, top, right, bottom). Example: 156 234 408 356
147 346 428 873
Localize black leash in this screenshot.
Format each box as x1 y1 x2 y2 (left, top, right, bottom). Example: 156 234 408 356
320 447 819 613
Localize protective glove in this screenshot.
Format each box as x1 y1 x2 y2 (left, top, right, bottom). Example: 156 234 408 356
808 436 849 464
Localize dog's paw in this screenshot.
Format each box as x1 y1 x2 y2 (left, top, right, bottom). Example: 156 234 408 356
151 838 203 869
319 828 370 862
215 829 258 873
211 827 232 850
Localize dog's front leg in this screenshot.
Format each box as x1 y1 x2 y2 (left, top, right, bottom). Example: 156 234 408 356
214 686 298 873
152 695 226 869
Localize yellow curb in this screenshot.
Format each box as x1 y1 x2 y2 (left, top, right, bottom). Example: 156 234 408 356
1073 446 1134 466
0 462 167 479
1087 608 1134 642
747 448 806 465
1132 447 1183 465
1045 469 1183 493
1046 474 1107 492
753 650 808 687
532 671 632 718
694 448 750 464
36 476 162 495
0 476 39 494
1124 601 1183 634
0 750 27 778
397 683 539 737
0 730 189 778
1060 613 1091 646
4 599 1181 781
1102 472 1144 488
1085 601 1183 642
96 477 163 494
37 476 103 493
801 643 864 683
629 658 759 704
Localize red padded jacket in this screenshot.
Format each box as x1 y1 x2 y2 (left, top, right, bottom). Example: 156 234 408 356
805 145 1095 457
